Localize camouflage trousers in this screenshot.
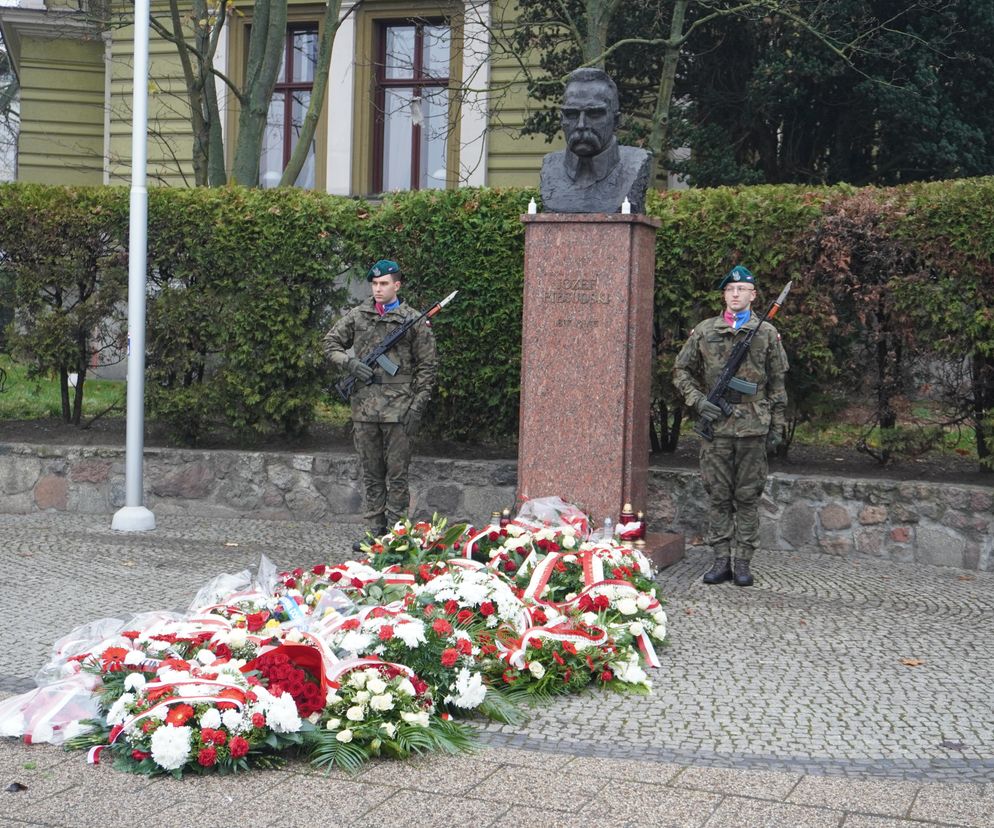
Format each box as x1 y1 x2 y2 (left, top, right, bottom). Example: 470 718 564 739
353 421 411 532
699 435 768 561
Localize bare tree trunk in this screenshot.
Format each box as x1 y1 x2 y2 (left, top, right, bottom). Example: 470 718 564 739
231 0 288 185
168 0 210 186
646 0 688 187
583 0 620 65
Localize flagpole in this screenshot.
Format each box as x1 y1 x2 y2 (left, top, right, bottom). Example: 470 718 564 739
112 0 155 532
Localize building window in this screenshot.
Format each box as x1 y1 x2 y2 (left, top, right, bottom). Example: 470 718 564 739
259 26 318 188
373 19 451 192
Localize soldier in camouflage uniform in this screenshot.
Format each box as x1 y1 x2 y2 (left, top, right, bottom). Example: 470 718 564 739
673 265 789 587
323 259 437 548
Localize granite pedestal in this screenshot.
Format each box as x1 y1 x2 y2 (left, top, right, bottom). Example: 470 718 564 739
517 213 681 566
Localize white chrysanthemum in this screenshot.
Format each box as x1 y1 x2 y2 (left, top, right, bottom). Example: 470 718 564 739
216 660 246 675
325 718 341 730
528 661 546 679
285 628 304 643
581 612 598 626
506 523 525 537
339 631 374 654
106 692 135 726
228 628 248 649
628 622 645 637
221 709 245 731
196 649 216 666
393 621 427 648
381 722 396 738
400 710 430 727
123 673 146 692
562 535 577 550
346 705 365 722
123 650 144 666
336 728 353 743
150 724 192 771
616 598 639 616
354 690 371 703
348 671 368 688
503 536 530 552
199 708 222 730
370 693 394 712
654 622 668 641
448 668 486 709
265 692 302 733
157 667 190 684
144 639 170 654
366 677 388 695
636 594 651 611
396 678 416 697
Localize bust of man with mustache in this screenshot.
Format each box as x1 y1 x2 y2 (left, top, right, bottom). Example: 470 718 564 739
539 68 653 214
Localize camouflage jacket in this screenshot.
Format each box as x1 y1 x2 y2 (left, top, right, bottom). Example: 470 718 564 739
673 313 789 438
323 298 438 423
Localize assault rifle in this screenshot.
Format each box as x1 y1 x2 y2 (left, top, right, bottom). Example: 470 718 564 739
694 280 792 442
333 290 458 403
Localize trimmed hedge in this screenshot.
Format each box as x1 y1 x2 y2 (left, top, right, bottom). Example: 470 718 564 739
1 179 992 467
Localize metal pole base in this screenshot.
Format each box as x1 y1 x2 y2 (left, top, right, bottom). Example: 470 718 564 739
111 505 156 532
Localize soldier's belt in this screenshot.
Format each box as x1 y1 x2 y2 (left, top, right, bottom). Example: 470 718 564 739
370 374 413 385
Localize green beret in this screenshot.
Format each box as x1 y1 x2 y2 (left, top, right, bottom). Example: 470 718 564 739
718 265 756 290
366 259 401 281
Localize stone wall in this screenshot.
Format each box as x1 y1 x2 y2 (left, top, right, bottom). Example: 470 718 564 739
1 441 991 571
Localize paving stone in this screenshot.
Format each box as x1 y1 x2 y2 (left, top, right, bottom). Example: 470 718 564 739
703 796 840 827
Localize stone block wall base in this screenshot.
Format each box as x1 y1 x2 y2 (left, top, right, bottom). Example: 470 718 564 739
644 532 685 570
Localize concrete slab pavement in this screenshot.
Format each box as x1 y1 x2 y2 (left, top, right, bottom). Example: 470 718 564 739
2 513 993 827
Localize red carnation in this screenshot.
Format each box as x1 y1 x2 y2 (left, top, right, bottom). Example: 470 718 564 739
329 571 343 582
197 746 218 767
456 638 473 655
292 567 304 578
440 648 460 668
479 601 495 617
351 577 365 589
593 595 610 611
424 603 436 614
378 625 395 641
599 669 613 683
457 609 474 624
432 618 453 635
252 712 266 728
312 564 327 576
532 609 548 625
503 561 517 573
488 531 499 542
131 749 151 761
340 618 361 631
121 630 141 640
444 600 459 615
229 735 250 758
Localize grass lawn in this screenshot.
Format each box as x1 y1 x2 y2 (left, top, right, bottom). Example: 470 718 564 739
0 355 126 419
0 354 353 425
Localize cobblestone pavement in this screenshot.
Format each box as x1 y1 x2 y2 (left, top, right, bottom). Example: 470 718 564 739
2 512 994 827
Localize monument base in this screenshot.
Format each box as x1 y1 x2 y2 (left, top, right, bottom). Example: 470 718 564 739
644 532 685 570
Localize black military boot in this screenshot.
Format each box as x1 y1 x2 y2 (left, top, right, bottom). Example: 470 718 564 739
732 558 754 587
702 556 732 585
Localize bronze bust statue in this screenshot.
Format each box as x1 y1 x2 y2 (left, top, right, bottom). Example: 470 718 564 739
539 68 653 214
